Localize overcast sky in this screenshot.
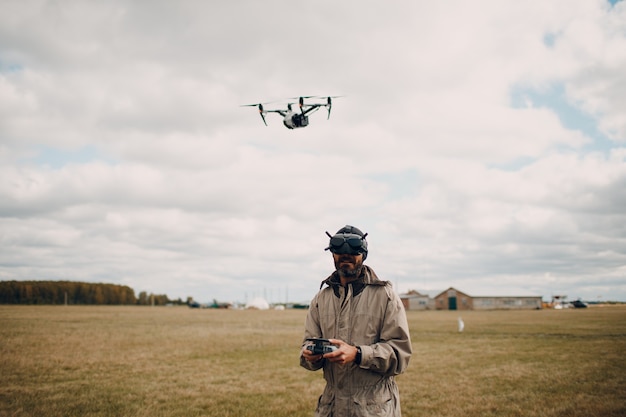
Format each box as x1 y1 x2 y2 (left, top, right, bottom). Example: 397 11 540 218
1 0 625 305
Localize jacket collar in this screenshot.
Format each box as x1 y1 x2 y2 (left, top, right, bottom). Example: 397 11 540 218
320 265 388 297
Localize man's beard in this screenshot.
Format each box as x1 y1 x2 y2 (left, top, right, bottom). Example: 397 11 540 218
335 255 364 279
338 266 361 278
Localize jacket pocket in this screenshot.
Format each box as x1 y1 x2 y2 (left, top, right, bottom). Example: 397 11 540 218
352 386 393 417
316 391 335 417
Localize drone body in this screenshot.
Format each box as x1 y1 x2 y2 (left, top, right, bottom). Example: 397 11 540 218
242 96 339 129
280 105 309 129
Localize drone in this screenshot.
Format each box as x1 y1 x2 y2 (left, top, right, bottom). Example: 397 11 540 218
242 96 339 129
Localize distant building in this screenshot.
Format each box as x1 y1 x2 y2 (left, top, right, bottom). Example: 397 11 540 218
400 287 543 311
433 287 542 311
399 290 435 310
434 287 474 311
472 296 542 310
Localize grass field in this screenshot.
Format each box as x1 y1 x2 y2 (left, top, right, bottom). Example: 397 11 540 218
1 305 625 417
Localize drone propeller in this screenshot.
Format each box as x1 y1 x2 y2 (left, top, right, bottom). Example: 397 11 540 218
258 104 267 126
241 103 267 126
323 95 344 119
295 96 325 114
292 95 343 100
325 97 331 119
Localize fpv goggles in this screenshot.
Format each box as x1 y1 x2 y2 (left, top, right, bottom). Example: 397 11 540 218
324 231 368 257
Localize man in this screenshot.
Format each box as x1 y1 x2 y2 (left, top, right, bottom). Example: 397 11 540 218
300 225 412 417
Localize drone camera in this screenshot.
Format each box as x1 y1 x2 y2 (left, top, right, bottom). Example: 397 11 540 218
305 338 338 355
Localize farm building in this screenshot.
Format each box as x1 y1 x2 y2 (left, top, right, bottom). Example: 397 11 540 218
433 287 542 311
472 296 542 310
399 287 543 311
434 287 474 311
399 290 435 310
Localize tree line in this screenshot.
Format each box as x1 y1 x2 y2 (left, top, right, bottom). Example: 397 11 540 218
0 281 181 305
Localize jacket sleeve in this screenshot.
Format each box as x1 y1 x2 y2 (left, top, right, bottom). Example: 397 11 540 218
299 291 324 371
359 288 412 377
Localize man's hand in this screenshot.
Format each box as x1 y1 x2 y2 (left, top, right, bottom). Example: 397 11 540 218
323 339 358 365
301 346 324 363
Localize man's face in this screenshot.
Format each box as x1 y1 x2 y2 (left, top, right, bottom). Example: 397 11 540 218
333 252 364 279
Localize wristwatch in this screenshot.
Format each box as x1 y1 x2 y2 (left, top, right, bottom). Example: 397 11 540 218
355 346 362 364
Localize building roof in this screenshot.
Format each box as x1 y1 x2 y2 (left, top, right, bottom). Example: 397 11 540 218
433 287 472 299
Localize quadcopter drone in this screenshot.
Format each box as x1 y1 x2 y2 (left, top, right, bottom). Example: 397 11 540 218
242 96 339 129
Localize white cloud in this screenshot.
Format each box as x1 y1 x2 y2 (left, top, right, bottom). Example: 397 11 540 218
1 0 625 303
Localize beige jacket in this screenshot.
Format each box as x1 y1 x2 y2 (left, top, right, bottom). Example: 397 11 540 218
300 265 412 417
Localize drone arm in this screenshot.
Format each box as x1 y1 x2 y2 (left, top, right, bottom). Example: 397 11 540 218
259 109 288 125
301 105 322 116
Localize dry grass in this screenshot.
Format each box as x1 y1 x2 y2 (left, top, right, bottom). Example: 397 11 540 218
0 305 624 416
401 307 626 417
